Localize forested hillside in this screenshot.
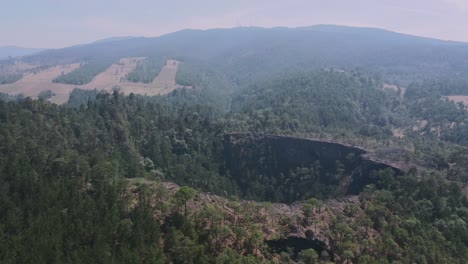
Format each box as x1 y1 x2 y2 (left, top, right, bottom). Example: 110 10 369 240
1 75 468 262
126 56 166 83
229 70 390 133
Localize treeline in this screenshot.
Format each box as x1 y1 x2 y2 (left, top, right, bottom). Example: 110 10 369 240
67 88 105 108
0 92 24 102
0 73 22 84
126 56 166 83
53 58 115 85
406 79 468 98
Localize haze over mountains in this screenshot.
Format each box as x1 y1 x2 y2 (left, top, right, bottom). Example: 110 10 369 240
92 36 138 44
3 25 468 84
0 45 45 59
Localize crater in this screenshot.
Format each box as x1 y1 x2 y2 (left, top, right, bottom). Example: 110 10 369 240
222 133 402 203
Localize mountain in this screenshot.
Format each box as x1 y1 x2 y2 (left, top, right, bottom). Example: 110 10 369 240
0 45 46 59
92 36 138 44
17 25 468 84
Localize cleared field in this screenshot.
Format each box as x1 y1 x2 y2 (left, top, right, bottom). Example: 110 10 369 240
115 59 191 97
0 62 37 75
154 59 180 88
445 95 468 107
80 57 144 89
0 58 189 104
0 64 80 100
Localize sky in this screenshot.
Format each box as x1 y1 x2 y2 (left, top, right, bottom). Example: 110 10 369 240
2 0 468 48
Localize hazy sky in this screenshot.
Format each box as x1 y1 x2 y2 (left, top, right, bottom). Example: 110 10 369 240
2 0 468 48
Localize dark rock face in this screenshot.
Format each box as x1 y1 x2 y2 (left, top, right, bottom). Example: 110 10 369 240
223 133 402 202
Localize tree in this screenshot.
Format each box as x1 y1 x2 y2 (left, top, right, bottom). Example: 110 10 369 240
174 186 197 216
302 198 322 225
298 249 319 264
248 229 263 256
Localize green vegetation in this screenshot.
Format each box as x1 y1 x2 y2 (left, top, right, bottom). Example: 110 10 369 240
67 88 104 108
37 90 55 100
0 92 24 102
0 94 278 263
229 70 390 134
27 65 51 74
340 170 468 263
53 59 115 85
0 73 22 84
126 56 166 83
298 249 319 264
174 186 197 216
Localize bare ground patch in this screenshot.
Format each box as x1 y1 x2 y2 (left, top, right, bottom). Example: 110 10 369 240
82 57 144 90
383 84 399 92
0 64 80 100
383 83 406 99
444 95 468 107
391 128 405 138
0 62 37 75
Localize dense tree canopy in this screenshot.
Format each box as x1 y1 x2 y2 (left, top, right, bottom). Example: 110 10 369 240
1 44 468 263
0 86 467 262
126 56 166 83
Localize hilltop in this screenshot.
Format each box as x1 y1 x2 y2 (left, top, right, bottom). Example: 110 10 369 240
0 45 45 59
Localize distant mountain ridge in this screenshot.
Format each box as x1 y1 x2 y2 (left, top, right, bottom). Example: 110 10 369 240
8 25 468 83
92 36 138 44
0 45 46 59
